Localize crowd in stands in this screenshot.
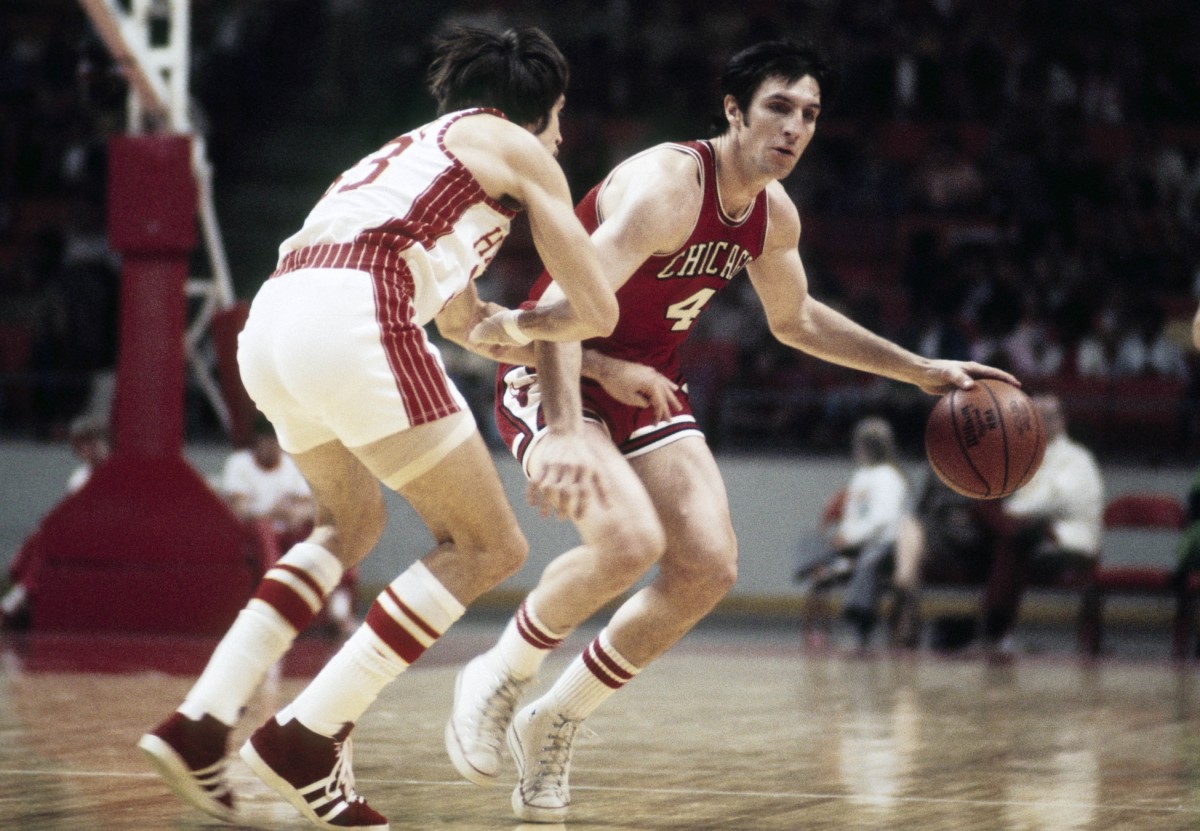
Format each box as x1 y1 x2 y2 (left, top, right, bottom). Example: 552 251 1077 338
1 0 1199 458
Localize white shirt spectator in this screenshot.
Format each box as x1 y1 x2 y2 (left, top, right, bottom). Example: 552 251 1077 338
837 463 910 550
221 448 311 519
1005 434 1104 556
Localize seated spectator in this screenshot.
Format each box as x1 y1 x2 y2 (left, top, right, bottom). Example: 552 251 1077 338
1 416 110 628
797 417 910 648
981 394 1104 653
221 423 314 544
891 395 1103 655
220 423 358 637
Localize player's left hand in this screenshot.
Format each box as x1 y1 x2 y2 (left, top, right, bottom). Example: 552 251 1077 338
915 360 1020 396
526 430 609 521
469 308 527 348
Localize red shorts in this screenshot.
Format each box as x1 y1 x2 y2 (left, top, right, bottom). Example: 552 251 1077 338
494 364 703 476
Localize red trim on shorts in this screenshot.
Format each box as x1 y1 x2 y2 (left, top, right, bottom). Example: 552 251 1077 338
371 262 460 426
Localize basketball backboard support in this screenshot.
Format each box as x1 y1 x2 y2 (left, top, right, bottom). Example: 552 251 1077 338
78 0 242 437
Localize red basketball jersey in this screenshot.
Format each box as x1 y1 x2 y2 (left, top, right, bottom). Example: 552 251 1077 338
526 140 769 380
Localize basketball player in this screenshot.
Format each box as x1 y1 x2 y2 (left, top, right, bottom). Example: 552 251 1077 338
138 27 618 830
445 39 1020 822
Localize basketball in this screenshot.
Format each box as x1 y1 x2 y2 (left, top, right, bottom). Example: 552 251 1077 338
924 380 1046 499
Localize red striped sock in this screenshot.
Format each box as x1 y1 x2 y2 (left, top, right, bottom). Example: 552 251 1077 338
251 542 344 632
492 600 567 679
291 561 464 736
180 543 341 725
547 628 640 721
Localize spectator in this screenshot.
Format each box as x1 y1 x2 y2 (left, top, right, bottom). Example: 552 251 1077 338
221 423 313 540
797 417 910 648
979 393 1105 654
1 415 109 628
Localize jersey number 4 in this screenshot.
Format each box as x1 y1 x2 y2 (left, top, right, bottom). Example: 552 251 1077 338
665 288 716 331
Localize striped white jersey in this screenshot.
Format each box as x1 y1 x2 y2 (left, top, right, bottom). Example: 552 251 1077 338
271 108 518 325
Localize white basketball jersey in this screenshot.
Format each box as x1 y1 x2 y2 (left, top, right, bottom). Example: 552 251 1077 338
272 108 517 325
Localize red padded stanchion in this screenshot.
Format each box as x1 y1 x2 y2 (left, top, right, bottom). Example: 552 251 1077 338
30 135 261 634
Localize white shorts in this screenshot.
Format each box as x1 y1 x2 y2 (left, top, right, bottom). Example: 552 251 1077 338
237 268 471 454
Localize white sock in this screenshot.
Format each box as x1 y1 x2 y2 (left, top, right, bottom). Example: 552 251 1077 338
542 627 641 721
489 599 567 680
291 561 465 737
179 542 342 726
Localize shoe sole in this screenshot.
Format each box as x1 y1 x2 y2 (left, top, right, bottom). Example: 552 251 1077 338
444 668 500 787
506 720 568 823
137 733 239 824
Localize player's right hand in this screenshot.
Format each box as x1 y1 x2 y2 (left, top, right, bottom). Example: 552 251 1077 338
526 431 609 521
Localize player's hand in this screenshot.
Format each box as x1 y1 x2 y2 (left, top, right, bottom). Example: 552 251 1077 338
594 359 683 423
915 360 1020 396
526 431 609 521
469 308 528 348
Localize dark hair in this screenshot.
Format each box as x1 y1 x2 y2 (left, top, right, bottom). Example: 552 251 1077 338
427 26 569 134
715 38 837 132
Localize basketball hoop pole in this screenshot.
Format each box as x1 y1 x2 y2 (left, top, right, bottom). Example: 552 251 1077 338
78 0 241 435
22 2 267 634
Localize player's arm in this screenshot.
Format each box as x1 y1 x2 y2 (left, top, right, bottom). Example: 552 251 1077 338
522 149 697 415
451 115 617 345
1192 302 1200 350
433 281 533 365
747 186 1018 396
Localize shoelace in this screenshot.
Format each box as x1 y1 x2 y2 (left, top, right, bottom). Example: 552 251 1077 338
327 736 365 807
531 716 582 792
476 674 528 752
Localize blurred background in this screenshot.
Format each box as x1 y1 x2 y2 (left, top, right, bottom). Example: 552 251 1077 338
3 0 1200 461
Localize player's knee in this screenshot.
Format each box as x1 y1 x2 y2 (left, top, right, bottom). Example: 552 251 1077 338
316 488 388 564
464 526 529 586
705 552 739 597
693 544 739 597
596 516 666 574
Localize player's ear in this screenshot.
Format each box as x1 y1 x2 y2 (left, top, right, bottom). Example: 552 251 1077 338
723 95 743 129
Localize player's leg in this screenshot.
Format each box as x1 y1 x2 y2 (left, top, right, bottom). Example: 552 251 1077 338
446 423 664 786
507 435 733 822
241 413 528 829
138 439 386 823
888 515 927 648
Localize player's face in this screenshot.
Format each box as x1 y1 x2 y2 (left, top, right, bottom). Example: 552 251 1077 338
734 75 821 178
530 95 566 157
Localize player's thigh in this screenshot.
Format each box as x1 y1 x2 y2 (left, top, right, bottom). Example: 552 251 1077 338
289 440 386 562
383 428 523 555
629 436 736 562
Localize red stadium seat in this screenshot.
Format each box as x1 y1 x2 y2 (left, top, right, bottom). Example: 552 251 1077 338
1079 493 1194 659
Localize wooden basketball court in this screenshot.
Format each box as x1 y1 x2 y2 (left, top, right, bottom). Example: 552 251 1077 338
2 617 1199 831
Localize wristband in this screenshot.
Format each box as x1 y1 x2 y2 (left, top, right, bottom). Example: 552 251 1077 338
498 309 533 346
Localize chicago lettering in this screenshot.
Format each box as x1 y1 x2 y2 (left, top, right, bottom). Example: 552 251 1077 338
657 241 752 280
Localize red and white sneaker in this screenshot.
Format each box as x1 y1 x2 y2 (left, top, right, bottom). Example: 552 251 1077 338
137 712 237 823
240 715 388 830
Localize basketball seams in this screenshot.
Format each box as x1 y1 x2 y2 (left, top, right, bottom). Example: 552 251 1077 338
978 380 1010 496
946 388 992 498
